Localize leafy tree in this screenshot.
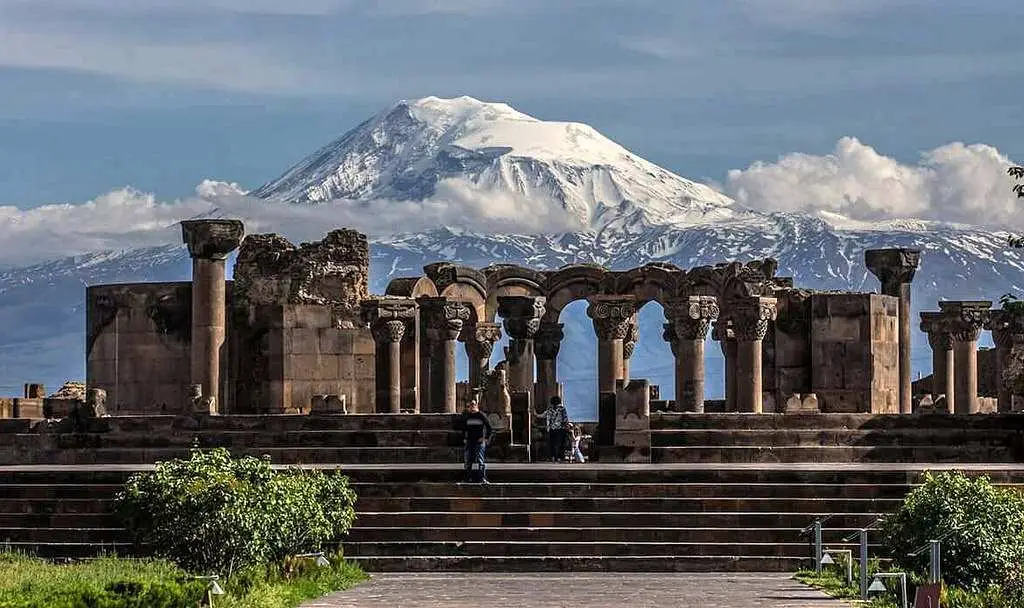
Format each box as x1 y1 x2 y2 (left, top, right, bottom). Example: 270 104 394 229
1009 166 1024 248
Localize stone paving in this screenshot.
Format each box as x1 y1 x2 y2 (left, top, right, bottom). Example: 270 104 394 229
303 573 851 607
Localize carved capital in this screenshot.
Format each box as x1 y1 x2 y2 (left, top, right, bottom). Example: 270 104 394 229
986 309 1024 349
371 320 407 344
361 297 417 344
921 311 954 351
622 319 640 360
180 219 245 260
587 296 637 341
534 321 565 360
727 296 778 342
496 295 546 341
464 322 502 359
666 295 719 341
419 297 472 341
864 248 921 293
938 300 992 343
662 322 680 357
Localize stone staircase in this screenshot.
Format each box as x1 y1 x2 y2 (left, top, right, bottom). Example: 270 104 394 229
6 465 1023 571
0 414 528 465
650 413 1024 463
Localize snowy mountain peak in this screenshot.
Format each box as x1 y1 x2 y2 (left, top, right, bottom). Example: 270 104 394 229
252 96 739 231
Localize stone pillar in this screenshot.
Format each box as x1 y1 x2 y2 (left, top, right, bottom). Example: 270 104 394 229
986 308 1024 413
180 219 244 413
865 248 922 415
728 296 777 414
496 296 547 393
665 296 719 413
712 319 737 411
938 300 991 415
361 298 417 414
462 322 502 393
621 316 639 381
534 321 564 410
587 296 638 393
920 312 955 411
418 297 472 413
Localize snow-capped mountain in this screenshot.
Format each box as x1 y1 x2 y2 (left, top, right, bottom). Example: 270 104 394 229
1 96 1020 417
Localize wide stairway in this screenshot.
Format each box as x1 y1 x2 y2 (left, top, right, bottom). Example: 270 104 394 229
651 413 1024 463
4 464 1024 571
0 414 527 465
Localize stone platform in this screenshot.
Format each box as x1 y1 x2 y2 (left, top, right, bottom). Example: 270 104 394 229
3 462 1023 571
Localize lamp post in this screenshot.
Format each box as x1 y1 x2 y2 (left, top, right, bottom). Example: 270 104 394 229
193 575 226 607
868 572 909 608
820 549 854 587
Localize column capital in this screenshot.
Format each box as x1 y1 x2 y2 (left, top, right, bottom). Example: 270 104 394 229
534 321 565 360
666 295 720 341
662 322 679 357
496 295 547 340
360 297 417 344
587 295 637 340
938 300 992 342
418 296 472 341
920 312 954 351
985 308 1024 348
463 321 503 359
622 319 640 360
727 296 777 342
180 219 245 260
864 248 921 292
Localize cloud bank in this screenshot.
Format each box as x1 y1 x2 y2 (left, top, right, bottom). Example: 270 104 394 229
0 178 580 268
0 136 1019 269
723 137 1020 227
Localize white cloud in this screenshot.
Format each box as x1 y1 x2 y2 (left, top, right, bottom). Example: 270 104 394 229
0 179 580 268
723 136 1021 227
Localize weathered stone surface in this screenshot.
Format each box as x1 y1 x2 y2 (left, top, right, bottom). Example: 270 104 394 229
180 219 244 260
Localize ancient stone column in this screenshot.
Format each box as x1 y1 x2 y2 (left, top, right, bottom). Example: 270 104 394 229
462 322 502 392
361 298 417 414
180 219 244 413
920 312 955 412
712 319 737 411
418 297 472 413
938 300 991 415
621 316 639 381
665 296 719 413
986 308 1024 413
534 321 565 410
728 296 778 414
865 248 922 415
587 296 638 393
496 296 547 393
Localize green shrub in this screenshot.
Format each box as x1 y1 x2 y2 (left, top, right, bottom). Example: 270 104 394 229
880 471 1024 591
116 448 357 576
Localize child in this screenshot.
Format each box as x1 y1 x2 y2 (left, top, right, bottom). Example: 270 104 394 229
568 423 586 463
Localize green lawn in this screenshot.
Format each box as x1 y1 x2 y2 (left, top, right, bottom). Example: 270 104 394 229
0 552 367 608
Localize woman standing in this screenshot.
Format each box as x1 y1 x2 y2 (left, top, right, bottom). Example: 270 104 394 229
545 396 569 462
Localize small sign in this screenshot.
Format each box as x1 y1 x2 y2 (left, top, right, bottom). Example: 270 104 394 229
913 583 942 608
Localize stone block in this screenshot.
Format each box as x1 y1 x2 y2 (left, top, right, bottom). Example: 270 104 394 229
353 332 376 355
13 398 43 419
285 354 322 381
285 328 322 355
0 398 12 418
284 305 332 329
338 356 356 381
43 398 80 419
24 384 45 399
510 391 531 445
353 355 374 380
319 330 354 355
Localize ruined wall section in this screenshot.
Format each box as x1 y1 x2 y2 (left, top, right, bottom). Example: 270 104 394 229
86 281 219 413
810 293 899 413
231 229 375 413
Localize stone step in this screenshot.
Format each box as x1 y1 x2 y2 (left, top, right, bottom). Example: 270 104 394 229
650 413 1024 431
21 430 469 450
349 555 810 572
650 445 1022 463
349 482 920 499
0 513 123 528
354 496 903 514
356 512 884 529
650 428 1024 448
347 526 883 545
35 414 463 434
344 541 832 558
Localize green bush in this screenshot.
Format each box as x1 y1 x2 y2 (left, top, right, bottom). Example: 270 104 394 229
116 448 357 576
880 471 1024 591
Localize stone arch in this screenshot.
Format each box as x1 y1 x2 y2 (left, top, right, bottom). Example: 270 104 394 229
423 262 488 322
543 264 609 321
481 264 546 322
385 276 438 299
615 263 684 309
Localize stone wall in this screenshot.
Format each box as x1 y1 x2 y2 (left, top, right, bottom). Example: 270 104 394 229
810 293 899 413
86 282 201 413
231 229 375 413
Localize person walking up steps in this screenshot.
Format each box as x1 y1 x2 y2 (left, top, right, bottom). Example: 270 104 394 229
545 396 569 462
460 399 492 483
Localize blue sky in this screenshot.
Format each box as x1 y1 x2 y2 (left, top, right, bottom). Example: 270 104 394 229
1 0 1022 207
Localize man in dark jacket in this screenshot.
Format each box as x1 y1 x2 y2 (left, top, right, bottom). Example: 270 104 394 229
461 399 492 483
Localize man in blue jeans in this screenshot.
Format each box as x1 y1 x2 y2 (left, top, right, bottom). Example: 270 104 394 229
461 399 492 483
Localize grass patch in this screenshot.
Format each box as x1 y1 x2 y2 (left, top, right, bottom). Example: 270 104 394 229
794 569 896 607
0 551 367 608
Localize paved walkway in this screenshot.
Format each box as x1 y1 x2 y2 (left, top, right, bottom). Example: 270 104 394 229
303 573 850 607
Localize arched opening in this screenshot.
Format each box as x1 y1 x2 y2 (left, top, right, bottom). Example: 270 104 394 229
557 300 598 421
631 301 675 402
